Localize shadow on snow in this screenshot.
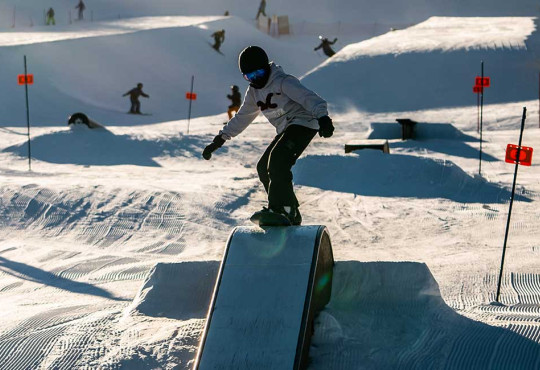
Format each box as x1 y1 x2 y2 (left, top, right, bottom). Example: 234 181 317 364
293 151 529 203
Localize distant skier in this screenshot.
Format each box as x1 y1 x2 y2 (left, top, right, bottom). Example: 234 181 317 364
46 8 55 26
227 85 242 120
314 36 338 57
75 0 86 21
123 83 150 114
256 0 267 20
202 46 334 225
211 29 225 52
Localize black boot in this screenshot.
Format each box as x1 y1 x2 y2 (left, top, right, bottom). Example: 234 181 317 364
270 205 302 226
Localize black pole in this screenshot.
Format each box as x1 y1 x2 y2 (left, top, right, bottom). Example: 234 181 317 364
479 61 484 175
24 56 32 171
187 75 194 135
477 92 480 133
495 107 527 303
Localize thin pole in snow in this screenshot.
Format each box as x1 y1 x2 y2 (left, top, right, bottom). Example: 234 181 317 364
495 107 527 303
187 75 194 135
477 92 480 133
24 56 32 172
479 60 484 176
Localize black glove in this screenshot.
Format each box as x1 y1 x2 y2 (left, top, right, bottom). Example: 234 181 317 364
318 116 334 138
202 134 226 160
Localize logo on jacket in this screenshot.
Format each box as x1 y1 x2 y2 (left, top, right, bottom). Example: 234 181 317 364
257 93 278 111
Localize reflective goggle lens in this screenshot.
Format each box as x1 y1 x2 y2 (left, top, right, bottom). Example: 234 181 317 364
243 68 266 82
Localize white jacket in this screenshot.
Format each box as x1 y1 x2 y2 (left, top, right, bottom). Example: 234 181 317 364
220 63 328 140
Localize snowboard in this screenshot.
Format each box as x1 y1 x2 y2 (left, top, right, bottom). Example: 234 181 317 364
250 209 292 227
127 112 152 116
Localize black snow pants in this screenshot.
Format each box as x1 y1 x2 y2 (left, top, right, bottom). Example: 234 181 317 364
130 98 141 113
257 124 317 208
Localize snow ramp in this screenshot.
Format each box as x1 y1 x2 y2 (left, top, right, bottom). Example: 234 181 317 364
194 225 334 369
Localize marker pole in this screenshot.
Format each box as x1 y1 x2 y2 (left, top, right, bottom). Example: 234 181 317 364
479 61 484 175
24 56 32 171
187 75 194 135
495 107 527 303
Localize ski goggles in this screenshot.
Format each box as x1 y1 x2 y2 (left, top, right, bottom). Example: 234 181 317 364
243 68 267 82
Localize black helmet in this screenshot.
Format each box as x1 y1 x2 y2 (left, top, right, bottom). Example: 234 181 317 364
238 46 271 88
238 46 269 74
137 82 143 88
231 85 239 91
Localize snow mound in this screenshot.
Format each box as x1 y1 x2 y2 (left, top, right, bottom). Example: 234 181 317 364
3 125 208 167
0 16 317 126
310 261 540 369
368 122 478 141
130 262 219 320
301 17 539 112
293 151 530 203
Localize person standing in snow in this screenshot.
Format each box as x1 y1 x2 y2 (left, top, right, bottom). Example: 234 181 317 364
227 85 242 120
75 0 86 21
46 8 56 26
314 36 338 57
123 83 149 114
202 46 334 225
256 0 267 20
211 29 225 52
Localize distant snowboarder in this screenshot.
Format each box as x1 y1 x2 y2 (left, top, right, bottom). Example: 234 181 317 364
75 0 86 21
46 8 55 26
227 85 241 120
123 83 150 114
210 29 225 53
202 46 334 226
314 36 338 57
256 0 267 20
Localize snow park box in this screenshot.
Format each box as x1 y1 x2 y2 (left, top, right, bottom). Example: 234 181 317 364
195 226 334 369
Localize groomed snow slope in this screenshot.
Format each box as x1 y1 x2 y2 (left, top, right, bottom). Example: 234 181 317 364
0 16 320 127
1 4 540 369
302 17 540 112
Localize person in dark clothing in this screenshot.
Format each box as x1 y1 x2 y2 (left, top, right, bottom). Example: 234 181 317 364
314 36 338 57
256 0 267 20
123 83 149 114
46 8 55 25
75 0 86 21
227 85 242 119
202 46 334 225
211 29 225 52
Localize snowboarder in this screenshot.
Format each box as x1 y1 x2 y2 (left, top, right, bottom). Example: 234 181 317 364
46 8 55 26
123 83 150 114
211 29 225 52
202 46 334 226
256 0 267 20
314 36 338 57
75 0 86 21
227 85 242 120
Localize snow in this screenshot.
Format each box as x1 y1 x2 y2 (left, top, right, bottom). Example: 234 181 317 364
1 2 540 369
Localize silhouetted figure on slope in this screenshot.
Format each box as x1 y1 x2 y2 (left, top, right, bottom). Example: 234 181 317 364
314 36 338 57
227 85 242 119
211 29 226 52
75 0 86 21
123 83 150 114
46 8 55 26
256 0 267 20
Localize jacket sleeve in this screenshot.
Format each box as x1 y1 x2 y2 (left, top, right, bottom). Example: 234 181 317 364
281 76 328 119
219 88 259 140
